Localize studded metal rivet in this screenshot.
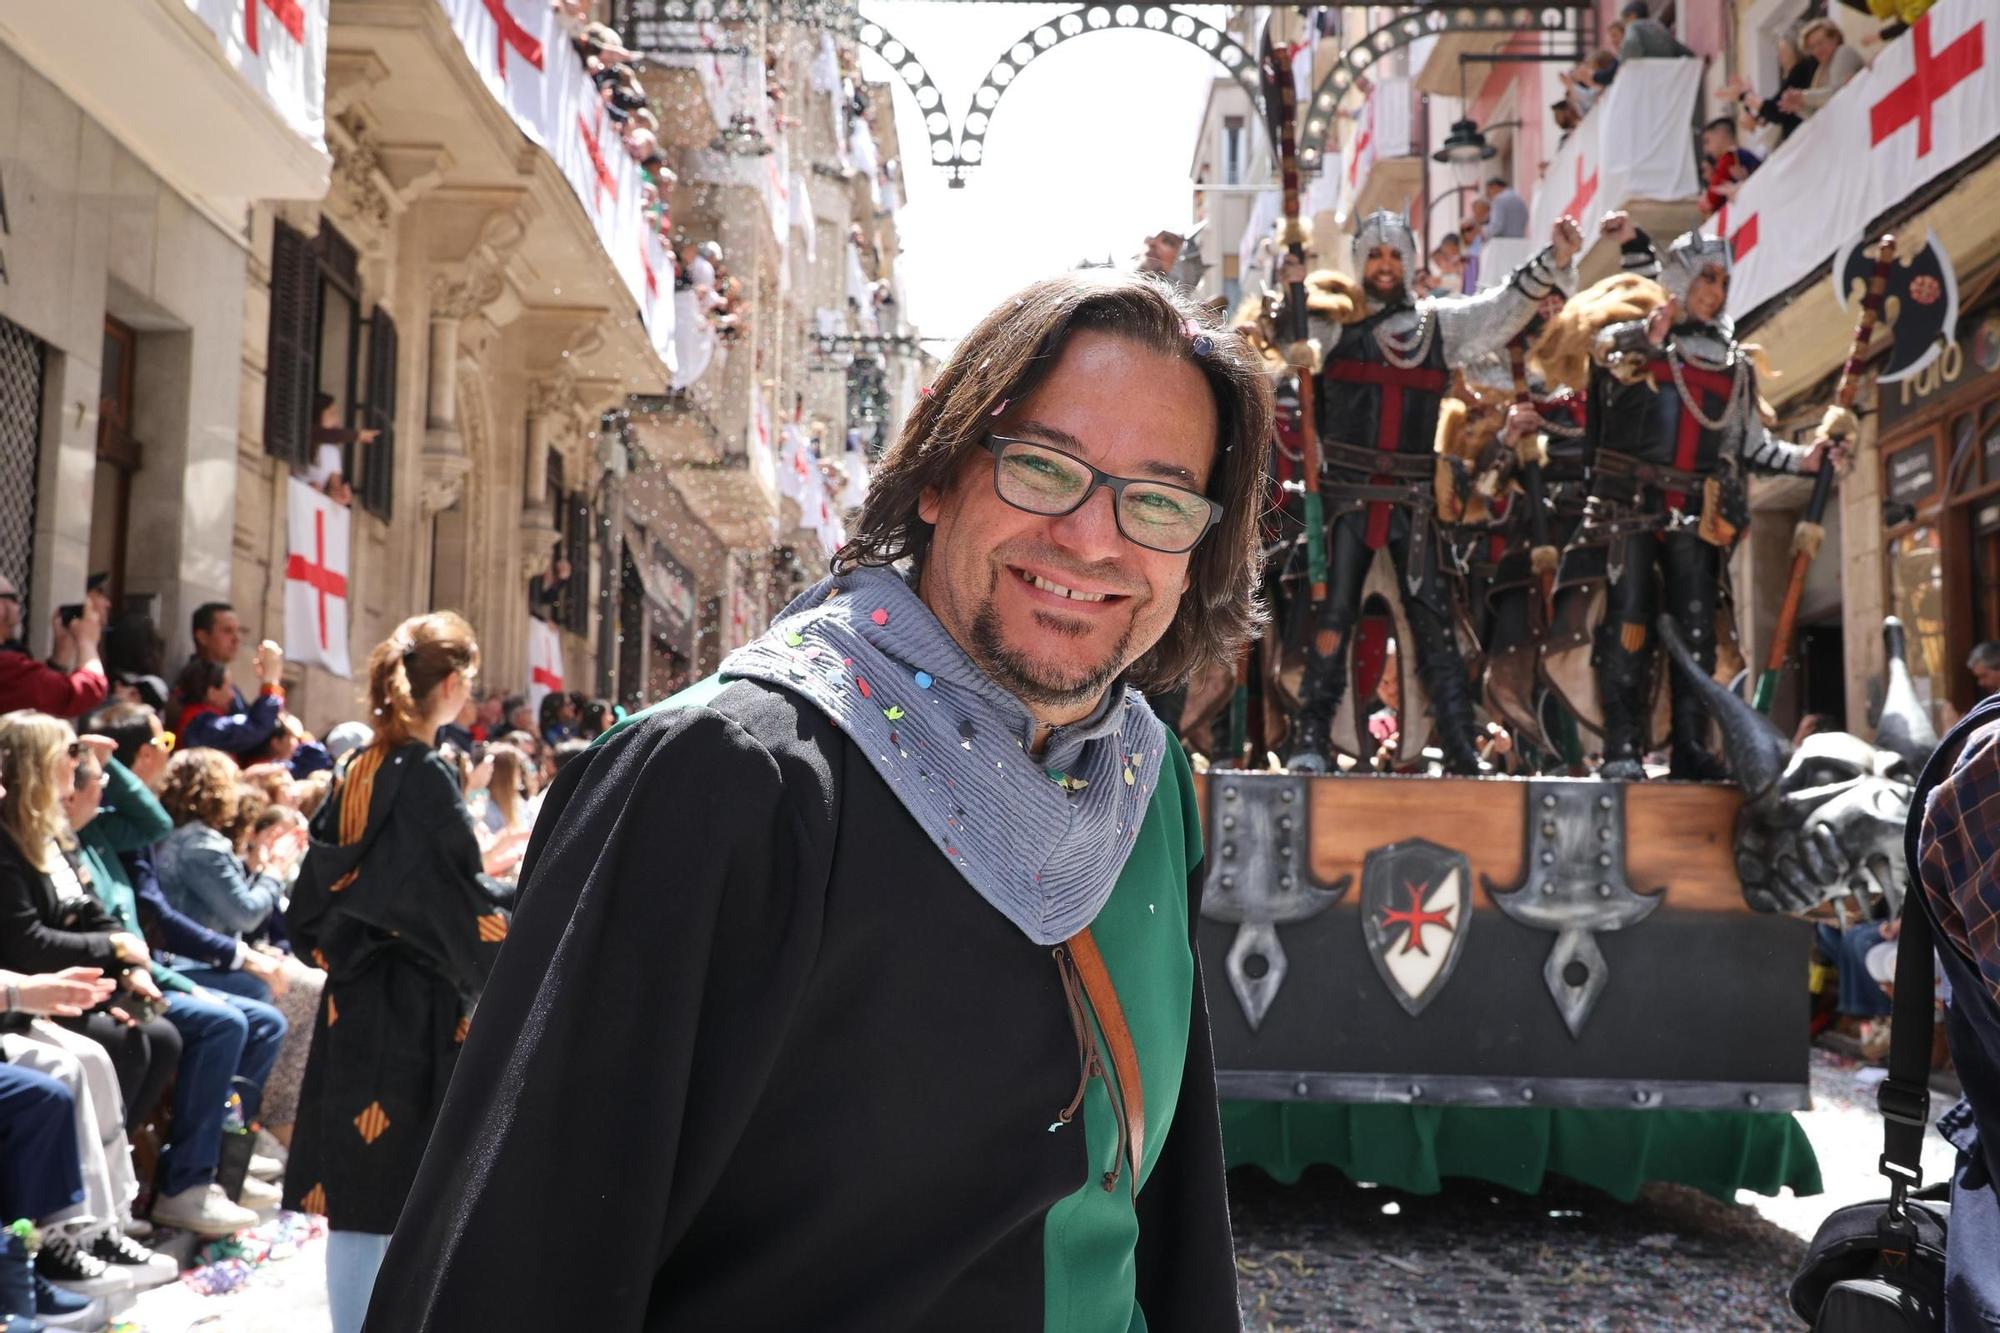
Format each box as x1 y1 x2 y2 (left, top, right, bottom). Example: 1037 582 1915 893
1745 1092 1762 1108
1221 814 1237 830
1224 787 1239 802
1540 882 1555 895
1540 822 1557 838
1294 1080 1310 1098
1222 843 1236 860
1540 850 1555 865
1278 816 1293 833
1220 875 1234 890
1520 1087 1535 1102
1542 794 1557 810
1278 844 1293 860
1597 852 1612 867
1408 1084 1423 1100
1597 794 1613 811
1280 789 1295 805
1597 883 1613 898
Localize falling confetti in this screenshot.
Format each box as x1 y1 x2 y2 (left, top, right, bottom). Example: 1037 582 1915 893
856 676 872 698
884 705 905 720
914 671 934 689
870 608 889 626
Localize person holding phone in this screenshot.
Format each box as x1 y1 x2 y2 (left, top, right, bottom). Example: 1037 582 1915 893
0 577 108 719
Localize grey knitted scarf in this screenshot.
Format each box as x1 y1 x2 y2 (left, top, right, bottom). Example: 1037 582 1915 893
721 565 1168 945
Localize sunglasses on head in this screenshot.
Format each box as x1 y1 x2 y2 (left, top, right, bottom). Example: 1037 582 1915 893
151 732 176 753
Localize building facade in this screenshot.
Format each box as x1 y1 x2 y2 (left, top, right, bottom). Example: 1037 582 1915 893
2 0 914 734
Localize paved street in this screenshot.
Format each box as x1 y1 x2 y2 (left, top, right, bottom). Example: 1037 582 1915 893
112 1050 1953 1332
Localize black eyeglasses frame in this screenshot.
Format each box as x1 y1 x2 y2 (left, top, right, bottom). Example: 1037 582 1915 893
980 434 1222 555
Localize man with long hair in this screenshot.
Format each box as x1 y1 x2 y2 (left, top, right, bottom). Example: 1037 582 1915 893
369 270 1270 1329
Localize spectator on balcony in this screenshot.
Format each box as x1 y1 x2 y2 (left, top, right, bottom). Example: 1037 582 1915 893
1428 233 1465 296
1618 1 1692 59
1779 19 1864 121
1551 96 1583 143
1725 32 1820 149
0 577 108 720
308 394 378 508
1485 178 1528 238
530 548 570 623
1697 117 1761 217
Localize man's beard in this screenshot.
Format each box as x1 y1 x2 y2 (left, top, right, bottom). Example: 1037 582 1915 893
1366 272 1407 305
969 598 1133 711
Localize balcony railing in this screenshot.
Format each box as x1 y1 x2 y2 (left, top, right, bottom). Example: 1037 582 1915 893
1339 76 1422 223
0 0 331 202
1525 57 1705 280
1704 0 1993 324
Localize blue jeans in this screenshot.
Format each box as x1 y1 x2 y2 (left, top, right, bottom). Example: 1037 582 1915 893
0 1063 82 1223
1815 921 1894 1018
158 990 287 1197
327 1230 392 1333
180 963 275 1007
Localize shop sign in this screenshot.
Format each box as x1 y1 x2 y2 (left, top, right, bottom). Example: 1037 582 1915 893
649 541 697 651
1879 301 1997 434
1885 441 1940 510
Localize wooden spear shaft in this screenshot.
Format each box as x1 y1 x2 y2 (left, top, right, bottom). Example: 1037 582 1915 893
1752 235 1896 715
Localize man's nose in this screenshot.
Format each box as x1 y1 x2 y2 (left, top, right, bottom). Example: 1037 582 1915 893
1045 483 1127 559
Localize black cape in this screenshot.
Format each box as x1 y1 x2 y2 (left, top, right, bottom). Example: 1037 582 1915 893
364 681 1238 1330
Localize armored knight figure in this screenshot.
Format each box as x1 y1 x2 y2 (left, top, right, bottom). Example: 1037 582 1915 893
1278 209 1582 774
1585 229 1839 781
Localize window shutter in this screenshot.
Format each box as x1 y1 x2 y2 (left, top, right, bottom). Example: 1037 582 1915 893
263 221 320 465
361 306 398 518
563 492 593 634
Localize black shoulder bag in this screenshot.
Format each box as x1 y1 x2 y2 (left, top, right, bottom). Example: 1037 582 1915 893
1788 892 1950 1329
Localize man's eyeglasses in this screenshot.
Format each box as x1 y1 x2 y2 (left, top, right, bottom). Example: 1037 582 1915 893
982 435 1221 555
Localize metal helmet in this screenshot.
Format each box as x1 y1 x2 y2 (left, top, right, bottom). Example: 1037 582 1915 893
1657 229 1732 304
1351 210 1420 280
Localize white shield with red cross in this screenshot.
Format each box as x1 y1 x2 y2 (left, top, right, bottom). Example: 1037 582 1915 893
284 478 352 678
1359 837 1471 1018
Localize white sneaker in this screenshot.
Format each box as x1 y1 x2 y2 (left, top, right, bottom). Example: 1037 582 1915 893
150 1183 258 1239
237 1174 282 1211
247 1153 285 1183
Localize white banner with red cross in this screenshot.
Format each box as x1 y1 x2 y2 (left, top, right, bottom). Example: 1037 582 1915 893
284 478 352 678
184 0 330 147
527 616 566 721
1529 58 1704 244
438 0 662 356
1706 0 1994 321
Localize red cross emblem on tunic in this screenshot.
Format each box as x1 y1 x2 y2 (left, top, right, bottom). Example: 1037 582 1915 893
244 0 304 56
285 508 346 651
481 0 545 83
1562 155 1598 222
1870 13 1984 159
1647 357 1737 511
576 113 616 213
532 661 563 693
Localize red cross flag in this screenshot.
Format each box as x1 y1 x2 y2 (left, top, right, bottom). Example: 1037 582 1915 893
527 617 566 720
284 478 352 677
1706 0 1990 319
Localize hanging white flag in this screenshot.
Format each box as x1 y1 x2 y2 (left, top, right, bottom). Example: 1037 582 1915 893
527 616 566 721
284 478 353 678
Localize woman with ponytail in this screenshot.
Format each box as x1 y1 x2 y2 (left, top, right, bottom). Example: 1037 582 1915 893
280 613 513 1333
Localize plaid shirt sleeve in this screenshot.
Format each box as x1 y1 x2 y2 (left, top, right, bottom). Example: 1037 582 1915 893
1919 718 2000 1007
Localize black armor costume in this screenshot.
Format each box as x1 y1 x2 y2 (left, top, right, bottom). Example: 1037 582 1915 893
1583 230 1813 780
1286 211 1577 775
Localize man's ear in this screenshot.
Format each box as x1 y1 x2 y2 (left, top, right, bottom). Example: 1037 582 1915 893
917 483 943 525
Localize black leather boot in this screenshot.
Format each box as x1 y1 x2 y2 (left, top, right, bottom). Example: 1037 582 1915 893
1407 609 1490 776
1666 632 1730 782
1286 648 1345 774
1596 626 1648 782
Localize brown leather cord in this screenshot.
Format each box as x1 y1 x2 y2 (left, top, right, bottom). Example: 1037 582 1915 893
1056 929 1146 1196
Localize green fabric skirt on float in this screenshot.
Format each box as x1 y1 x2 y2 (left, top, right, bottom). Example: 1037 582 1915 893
1220 1101 1823 1202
